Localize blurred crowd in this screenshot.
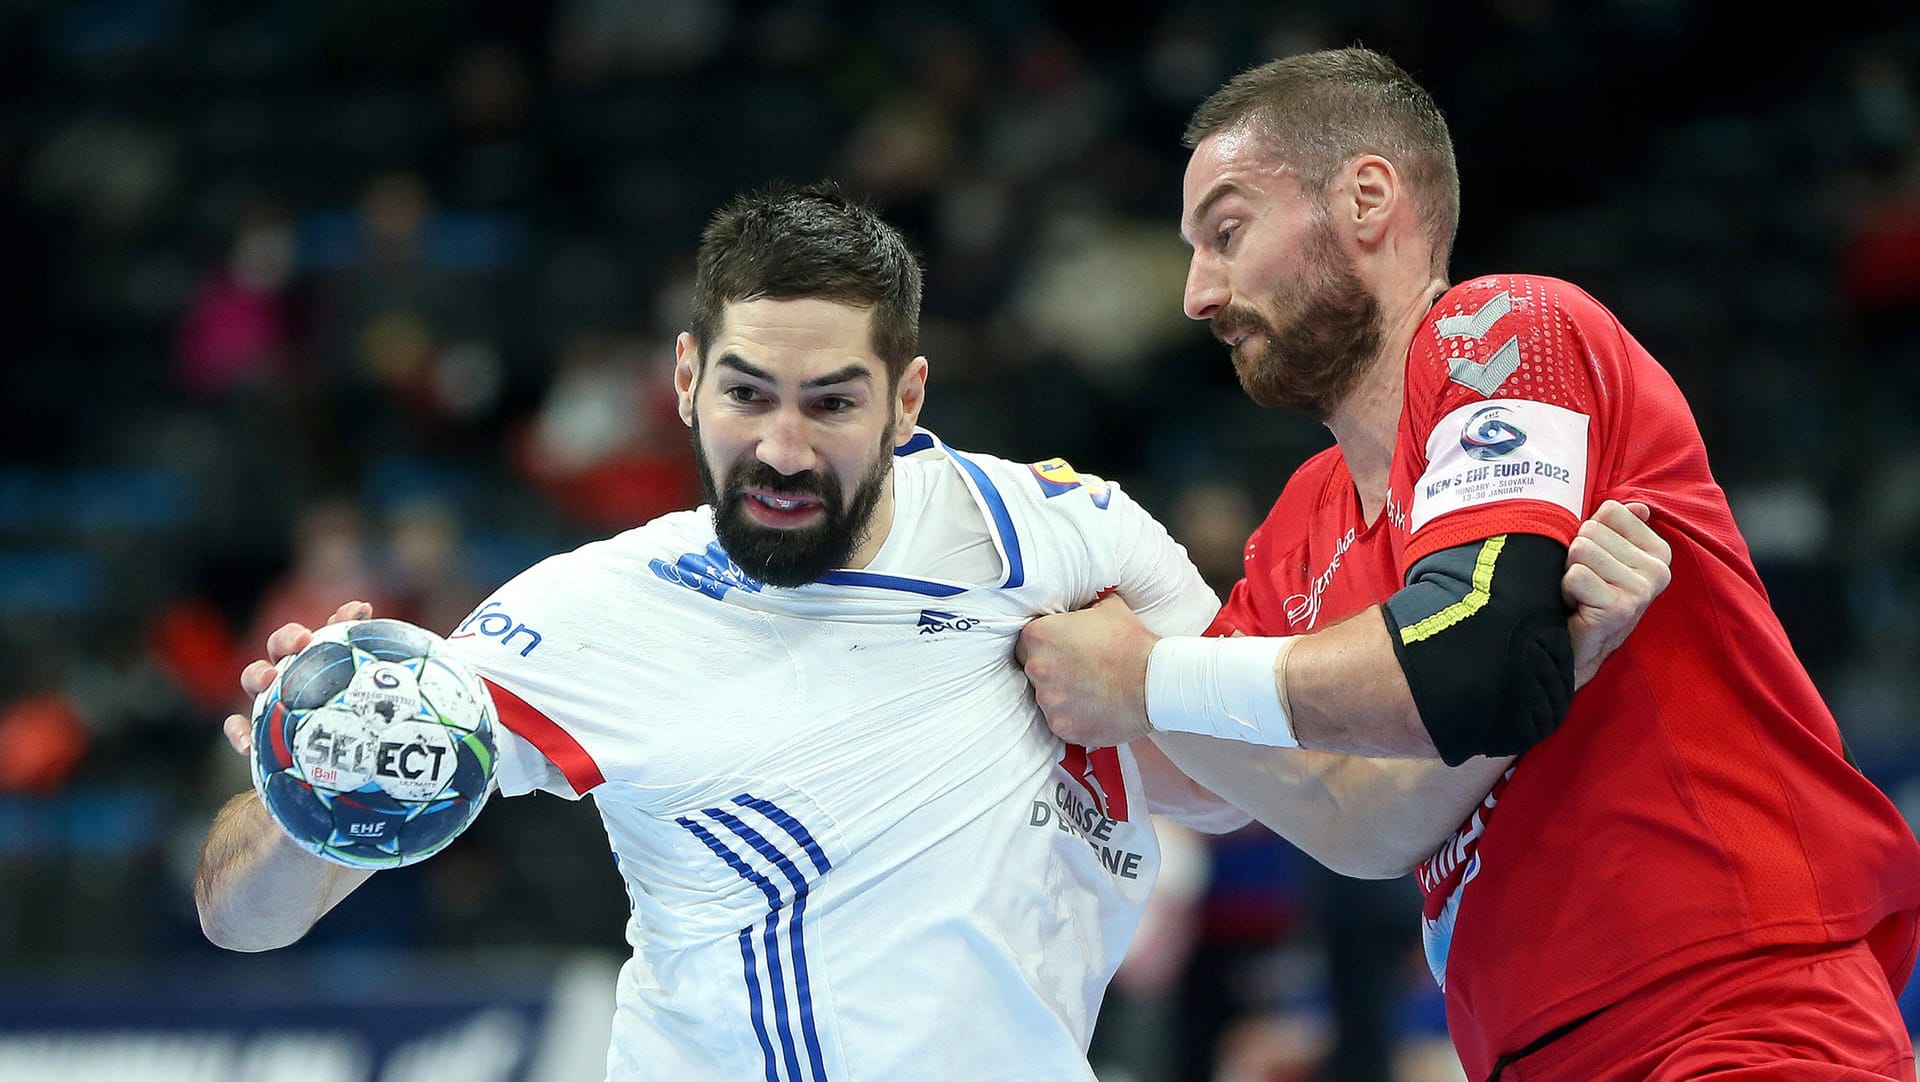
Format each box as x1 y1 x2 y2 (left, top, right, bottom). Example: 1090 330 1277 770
3 1 1919 1079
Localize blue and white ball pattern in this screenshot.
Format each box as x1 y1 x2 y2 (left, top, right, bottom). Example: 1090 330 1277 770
250 619 498 869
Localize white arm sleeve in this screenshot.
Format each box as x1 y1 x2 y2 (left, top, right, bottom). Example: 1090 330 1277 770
1074 478 1248 831
1085 478 1221 638
440 565 593 802
488 723 576 799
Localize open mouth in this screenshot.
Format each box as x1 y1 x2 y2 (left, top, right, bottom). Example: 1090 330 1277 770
740 489 826 527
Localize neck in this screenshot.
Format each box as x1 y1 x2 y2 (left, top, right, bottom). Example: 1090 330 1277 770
1329 274 1449 523
844 467 897 569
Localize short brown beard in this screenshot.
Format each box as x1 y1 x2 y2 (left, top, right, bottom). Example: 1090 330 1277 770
1212 216 1381 422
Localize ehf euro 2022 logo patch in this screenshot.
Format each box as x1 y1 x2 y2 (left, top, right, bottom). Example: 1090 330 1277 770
1460 406 1528 461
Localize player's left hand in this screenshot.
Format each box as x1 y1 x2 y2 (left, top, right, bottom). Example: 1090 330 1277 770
221 599 374 756
1017 594 1158 748
1563 500 1671 687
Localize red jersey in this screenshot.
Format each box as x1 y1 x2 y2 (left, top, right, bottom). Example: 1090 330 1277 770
1211 274 1920 1078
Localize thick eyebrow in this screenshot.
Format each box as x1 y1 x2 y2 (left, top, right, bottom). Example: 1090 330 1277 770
801 364 874 390
714 352 774 382
1180 180 1244 247
714 353 874 390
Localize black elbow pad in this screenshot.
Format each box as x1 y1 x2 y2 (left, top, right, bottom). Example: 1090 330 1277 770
1380 533 1574 766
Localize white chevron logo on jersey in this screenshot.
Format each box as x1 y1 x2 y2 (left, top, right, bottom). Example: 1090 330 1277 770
1439 290 1521 397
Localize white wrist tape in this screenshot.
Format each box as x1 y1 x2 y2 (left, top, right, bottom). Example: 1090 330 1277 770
1145 636 1299 747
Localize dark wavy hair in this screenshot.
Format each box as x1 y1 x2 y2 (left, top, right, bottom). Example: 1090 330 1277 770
689 180 923 382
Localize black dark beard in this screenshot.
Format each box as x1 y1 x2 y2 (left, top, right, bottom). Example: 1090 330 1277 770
693 416 893 588
1213 221 1382 422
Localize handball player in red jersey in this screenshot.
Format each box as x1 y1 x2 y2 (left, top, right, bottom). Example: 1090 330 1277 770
1017 47 1920 1081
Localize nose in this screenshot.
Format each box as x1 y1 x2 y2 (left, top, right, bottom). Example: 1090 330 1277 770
1183 252 1227 322
755 406 818 477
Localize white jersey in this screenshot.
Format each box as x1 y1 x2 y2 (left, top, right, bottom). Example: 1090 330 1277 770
444 429 1219 1082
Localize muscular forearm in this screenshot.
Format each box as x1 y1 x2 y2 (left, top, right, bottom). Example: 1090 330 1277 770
1130 737 1255 834
1150 730 1510 878
194 791 372 952
1283 607 1435 758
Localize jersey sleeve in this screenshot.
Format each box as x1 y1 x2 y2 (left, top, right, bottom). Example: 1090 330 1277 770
1082 477 1222 638
441 563 606 801
1400 276 1629 566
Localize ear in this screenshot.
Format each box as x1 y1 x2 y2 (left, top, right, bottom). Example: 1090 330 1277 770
673 332 699 428
892 356 929 445
1345 155 1399 247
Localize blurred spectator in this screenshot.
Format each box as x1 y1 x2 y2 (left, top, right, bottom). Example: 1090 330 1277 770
436 41 542 210
517 330 696 532
145 597 244 716
381 496 484 636
304 170 514 458
550 0 733 83
244 497 391 653
0 693 90 794
173 202 297 397
1841 141 1920 322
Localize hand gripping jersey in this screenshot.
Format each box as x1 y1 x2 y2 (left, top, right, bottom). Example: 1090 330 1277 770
445 430 1219 1082
1212 275 1920 1079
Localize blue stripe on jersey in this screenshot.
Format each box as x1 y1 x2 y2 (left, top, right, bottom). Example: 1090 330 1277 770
894 432 936 456
710 807 828 1082
736 928 780 1082
678 816 803 1082
736 794 832 876
943 448 1026 588
813 569 967 597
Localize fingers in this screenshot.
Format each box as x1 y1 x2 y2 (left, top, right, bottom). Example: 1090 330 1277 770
224 713 253 755
1560 562 1612 609
229 602 369 759
1585 500 1672 567
1578 504 1671 575
328 600 373 625
1567 530 1636 590
1606 502 1669 565
241 658 279 697
265 622 315 665
1565 498 1673 611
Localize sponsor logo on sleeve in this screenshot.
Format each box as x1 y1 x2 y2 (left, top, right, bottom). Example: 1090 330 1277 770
1029 458 1112 508
1411 399 1589 532
1459 406 1528 460
450 601 545 657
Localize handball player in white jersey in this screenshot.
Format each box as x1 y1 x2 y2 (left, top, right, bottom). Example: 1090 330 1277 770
194 183 1667 1082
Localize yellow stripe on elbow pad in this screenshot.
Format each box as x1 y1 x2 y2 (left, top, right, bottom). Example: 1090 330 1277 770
1397 535 1507 645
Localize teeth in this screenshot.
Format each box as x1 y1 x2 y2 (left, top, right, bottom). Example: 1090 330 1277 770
756 494 807 511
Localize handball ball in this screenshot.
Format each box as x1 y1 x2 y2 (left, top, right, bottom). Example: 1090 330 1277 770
250 618 498 869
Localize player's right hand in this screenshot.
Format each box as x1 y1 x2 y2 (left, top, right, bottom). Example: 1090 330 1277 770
1563 500 1671 687
221 600 374 756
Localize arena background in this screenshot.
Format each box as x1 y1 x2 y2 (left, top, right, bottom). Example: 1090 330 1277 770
2 2 1919 1080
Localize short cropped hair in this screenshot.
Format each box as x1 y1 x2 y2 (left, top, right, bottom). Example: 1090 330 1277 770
689 181 923 382
1185 47 1460 273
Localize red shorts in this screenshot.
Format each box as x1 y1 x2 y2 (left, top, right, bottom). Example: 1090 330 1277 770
1497 940 1916 1081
